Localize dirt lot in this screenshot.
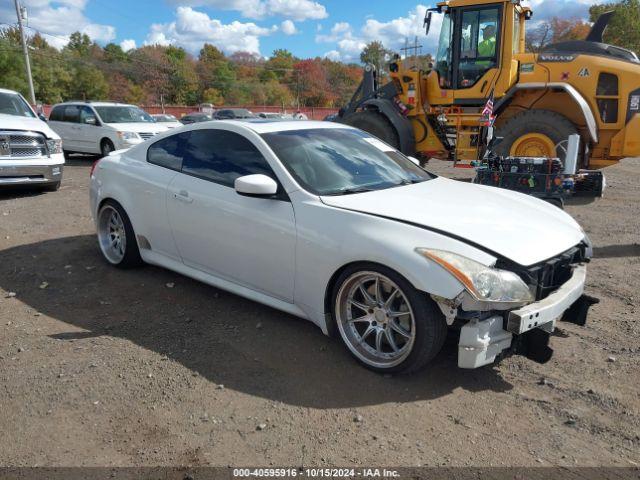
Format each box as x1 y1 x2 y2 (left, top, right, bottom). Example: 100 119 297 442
0 157 638 468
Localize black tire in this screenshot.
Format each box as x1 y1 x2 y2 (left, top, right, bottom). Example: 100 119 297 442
100 139 115 158
342 111 400 150
331 263 447 374
494 109 578 162
97 200 143 269
42 181 61 192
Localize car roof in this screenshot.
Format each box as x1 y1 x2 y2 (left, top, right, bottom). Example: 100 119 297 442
0 88 21 95
52 101 137 107
216 119 353 134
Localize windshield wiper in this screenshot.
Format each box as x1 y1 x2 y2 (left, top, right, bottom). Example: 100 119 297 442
332 186 376 195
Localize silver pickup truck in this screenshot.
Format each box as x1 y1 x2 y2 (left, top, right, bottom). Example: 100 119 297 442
0 88 64 191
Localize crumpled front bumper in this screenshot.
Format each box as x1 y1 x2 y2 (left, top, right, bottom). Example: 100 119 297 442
458 264 590 369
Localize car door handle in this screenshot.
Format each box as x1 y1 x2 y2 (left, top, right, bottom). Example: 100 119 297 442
174 190 193 204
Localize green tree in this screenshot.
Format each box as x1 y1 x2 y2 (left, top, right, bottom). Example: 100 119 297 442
590 0 640 53
197 44 236 99
65 32 93 56
360 41 392 73
68 64 109 100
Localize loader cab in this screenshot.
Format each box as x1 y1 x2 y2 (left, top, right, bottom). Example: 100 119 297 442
431 0 529 101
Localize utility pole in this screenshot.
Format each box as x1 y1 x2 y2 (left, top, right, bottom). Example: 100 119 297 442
14 0 36 105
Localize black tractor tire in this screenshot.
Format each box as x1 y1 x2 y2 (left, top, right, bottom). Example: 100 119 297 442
494 109 579 162
100 139 115 158
342 111 400 150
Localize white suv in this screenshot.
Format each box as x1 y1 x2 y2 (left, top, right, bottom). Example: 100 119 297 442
0 88 64 191
48 102 169 157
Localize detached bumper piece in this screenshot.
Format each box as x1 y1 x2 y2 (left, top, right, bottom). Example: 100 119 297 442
457 265 597 368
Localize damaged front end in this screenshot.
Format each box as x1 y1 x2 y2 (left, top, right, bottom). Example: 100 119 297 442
432 244 599 369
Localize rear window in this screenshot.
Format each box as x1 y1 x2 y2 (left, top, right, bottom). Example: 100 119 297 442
147 132 190 171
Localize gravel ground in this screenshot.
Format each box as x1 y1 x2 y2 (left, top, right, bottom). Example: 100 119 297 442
0 156 638 468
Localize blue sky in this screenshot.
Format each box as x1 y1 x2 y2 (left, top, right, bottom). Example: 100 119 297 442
0 0 605 61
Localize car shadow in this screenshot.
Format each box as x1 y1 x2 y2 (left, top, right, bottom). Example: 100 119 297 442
0 235 514 408
593 243 640 259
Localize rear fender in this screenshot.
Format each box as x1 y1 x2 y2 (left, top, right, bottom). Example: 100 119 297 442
362 98 416 156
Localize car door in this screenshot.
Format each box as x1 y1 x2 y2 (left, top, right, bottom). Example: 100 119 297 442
166 127 296 302
49 105 79 150
78 106 100 153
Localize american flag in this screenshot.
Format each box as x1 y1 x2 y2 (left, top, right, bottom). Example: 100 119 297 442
480 89 495 126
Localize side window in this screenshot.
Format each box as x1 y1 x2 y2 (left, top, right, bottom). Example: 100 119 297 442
458 7 500 88
182 129 276 187
147 132 190 171
49 106 64 121
63 105 80 123
79 106 96 124
596 73 619 124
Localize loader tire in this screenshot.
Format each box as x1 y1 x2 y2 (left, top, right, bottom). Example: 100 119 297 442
343 111 400 150
495 110 579 161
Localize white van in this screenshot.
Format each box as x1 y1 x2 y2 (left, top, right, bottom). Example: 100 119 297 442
48 102 168 157
0 88 64 191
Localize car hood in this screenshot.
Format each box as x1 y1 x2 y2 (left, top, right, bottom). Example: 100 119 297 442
104 122 169 133
320 177 585 266
0 113 59 139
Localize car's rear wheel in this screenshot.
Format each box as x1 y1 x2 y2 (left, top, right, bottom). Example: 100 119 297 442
97 200 143 268
332 264 447 374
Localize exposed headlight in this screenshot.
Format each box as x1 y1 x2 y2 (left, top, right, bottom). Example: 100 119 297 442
46 138 63 154
117 131 139 141
415 248 534 304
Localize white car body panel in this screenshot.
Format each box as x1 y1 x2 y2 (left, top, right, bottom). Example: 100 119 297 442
90 120 589 342
321 177 584 267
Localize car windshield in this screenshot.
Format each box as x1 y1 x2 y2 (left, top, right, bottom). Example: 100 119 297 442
262 128 433 195
0 92 35 118
94 106 155 123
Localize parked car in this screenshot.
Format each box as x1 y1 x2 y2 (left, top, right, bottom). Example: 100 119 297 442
180 113 212 125
90 120 594 373
151 114 183 129
0 88 64 191
48 102 168 157
213 108 255 120
257 112 283 119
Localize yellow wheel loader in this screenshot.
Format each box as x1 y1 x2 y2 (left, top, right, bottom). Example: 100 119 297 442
338 0 640 170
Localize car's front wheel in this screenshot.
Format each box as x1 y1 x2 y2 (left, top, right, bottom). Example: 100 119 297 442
97 200 143 269
332 264 447 374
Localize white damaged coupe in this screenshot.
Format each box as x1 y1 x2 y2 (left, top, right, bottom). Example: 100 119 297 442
90 120 596 373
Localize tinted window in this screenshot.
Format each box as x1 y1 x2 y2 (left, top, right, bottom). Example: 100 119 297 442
147 132 190 171
457 7 500 88
49 106 64 121
63 105 80 123
182 129 275 187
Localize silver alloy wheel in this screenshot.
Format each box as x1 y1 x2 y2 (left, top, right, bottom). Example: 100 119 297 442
97 205 127 264
335 271 416 369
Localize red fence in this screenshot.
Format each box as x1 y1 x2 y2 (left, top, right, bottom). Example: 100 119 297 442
40 104 338 121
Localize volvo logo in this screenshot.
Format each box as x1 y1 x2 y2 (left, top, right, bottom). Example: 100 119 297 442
0 135 10 156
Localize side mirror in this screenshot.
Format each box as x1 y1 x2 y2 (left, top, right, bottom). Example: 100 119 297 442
85 116 97 125
424 11 433 35
408 156 421 167
38 113 47 122
235 174 278 197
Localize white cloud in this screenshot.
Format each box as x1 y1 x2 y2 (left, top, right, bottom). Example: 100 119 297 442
281 19 298 35
523 0 600 21
0 0 115 49
167 0 327 21
323 49 341 61
120 38 137 51
316 5 442 62
144 7 274 55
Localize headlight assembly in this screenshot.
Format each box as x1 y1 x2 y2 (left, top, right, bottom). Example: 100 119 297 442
117 131 139 141
415 248 534 305
46 138 63 154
